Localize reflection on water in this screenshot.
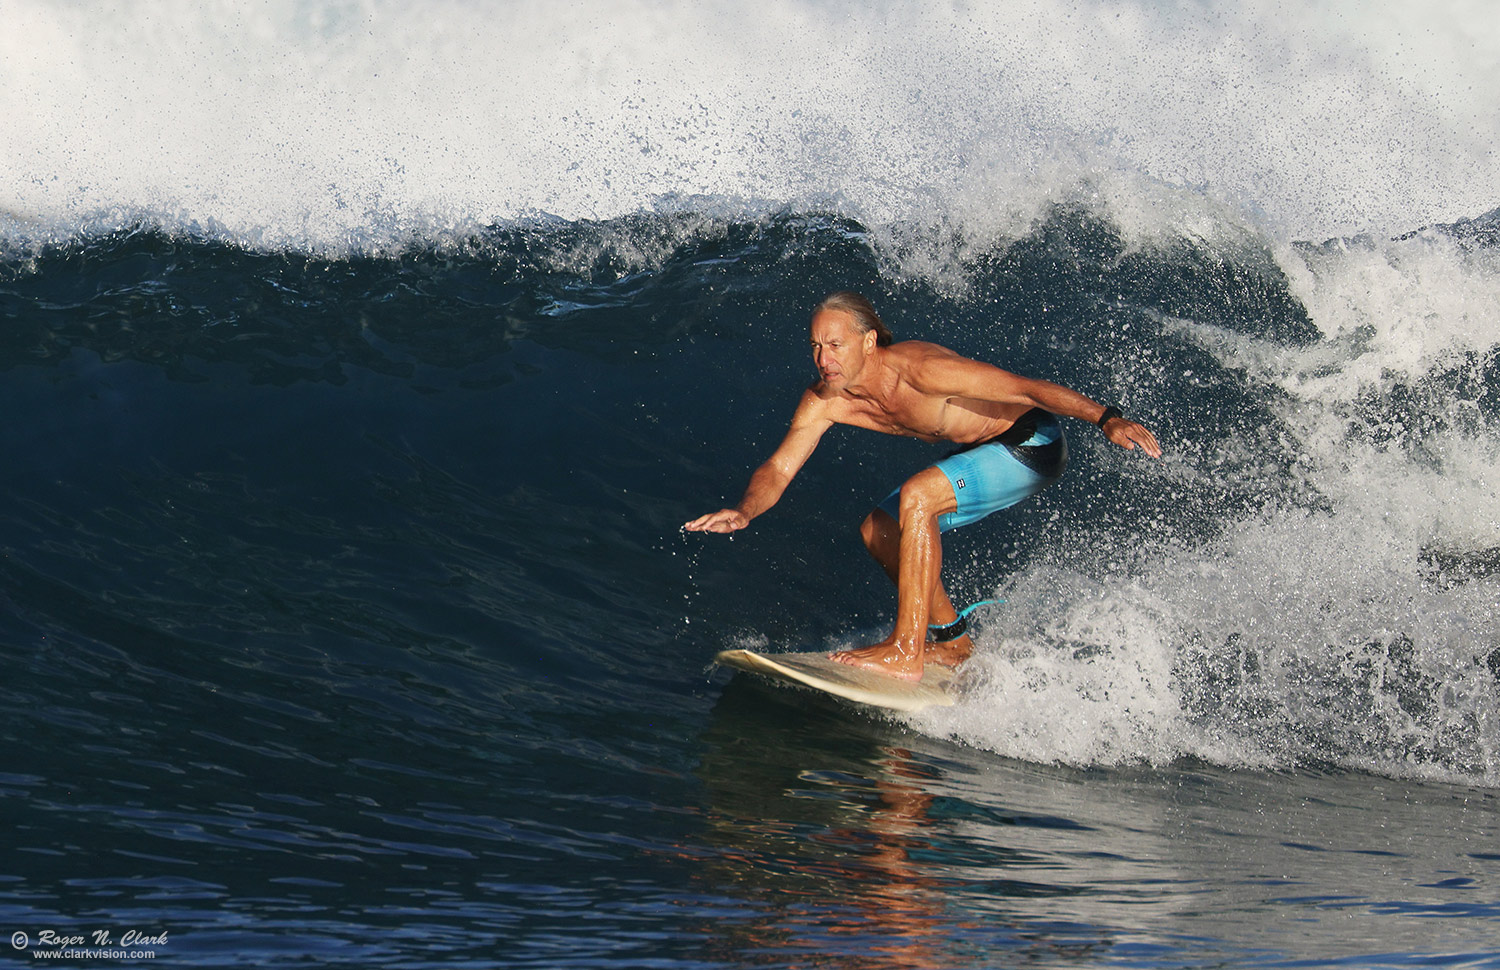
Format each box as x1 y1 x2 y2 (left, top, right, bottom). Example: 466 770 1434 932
691 675 1500 967
693 679 1125 966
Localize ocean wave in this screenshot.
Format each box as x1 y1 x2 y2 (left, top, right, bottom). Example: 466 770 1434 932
4 178 1498 786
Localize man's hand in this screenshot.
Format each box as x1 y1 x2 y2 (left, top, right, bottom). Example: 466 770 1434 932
683 509 750 533
1102 417 1163 459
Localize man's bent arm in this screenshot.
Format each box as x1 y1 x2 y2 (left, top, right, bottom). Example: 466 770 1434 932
684 391 833 533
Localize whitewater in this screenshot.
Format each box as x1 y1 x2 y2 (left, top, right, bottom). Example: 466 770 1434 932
3 0 1497 246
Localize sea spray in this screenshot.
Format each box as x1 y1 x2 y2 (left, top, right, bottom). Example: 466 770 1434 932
4 0 1496 253
920 223 1500 783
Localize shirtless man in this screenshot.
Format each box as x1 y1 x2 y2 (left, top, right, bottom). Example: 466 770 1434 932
685 291 1162 682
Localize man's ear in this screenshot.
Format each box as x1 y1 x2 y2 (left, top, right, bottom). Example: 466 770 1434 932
864 328 878 352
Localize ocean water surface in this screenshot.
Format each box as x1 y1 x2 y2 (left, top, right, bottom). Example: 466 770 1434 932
3 1 1499 966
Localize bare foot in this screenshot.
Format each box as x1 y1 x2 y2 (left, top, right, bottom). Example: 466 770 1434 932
829 638 926 682
924 633 973 668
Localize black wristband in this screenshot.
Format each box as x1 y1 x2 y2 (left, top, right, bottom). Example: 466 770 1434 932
1097 406 1123 428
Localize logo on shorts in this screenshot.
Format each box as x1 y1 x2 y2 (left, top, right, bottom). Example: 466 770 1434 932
955 478 966 489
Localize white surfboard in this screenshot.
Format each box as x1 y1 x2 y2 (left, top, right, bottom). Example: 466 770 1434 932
714 648 956 712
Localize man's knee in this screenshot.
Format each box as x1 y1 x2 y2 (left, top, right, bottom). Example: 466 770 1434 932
896 468 957 524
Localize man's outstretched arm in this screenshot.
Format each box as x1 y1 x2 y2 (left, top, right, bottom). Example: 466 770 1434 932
1009 374 1162 457
684 391 833 533
916 352 1163 458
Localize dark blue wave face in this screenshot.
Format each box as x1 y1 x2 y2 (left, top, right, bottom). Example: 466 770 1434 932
3 210 1495 749
3 208 1500 966
0 208 1318 674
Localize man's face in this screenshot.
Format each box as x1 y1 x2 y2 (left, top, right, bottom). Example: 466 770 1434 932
809 309 875 388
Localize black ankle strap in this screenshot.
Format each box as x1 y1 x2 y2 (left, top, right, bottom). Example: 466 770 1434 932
927 616 967 642
926 599 1004 643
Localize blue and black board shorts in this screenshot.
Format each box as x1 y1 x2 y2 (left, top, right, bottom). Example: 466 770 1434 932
876 408 1068 533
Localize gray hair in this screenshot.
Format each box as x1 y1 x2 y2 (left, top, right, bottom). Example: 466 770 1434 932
813 291 893 347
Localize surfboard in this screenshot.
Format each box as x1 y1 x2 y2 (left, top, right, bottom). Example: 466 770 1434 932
714 648 956 712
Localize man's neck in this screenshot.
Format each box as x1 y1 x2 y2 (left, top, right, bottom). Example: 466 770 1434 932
842 346 894 400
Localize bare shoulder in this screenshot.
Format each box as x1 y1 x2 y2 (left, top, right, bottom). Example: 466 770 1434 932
888 340 1000 391
889 340 974 371
794 384 840 422
886 339 961 362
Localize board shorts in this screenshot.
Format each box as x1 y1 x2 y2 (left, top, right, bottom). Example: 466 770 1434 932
876 408 1068 533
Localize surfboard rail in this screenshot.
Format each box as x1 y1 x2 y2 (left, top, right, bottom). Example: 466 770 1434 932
714 648 956 712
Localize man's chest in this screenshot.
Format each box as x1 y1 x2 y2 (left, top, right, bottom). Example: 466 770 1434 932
834 388 953 441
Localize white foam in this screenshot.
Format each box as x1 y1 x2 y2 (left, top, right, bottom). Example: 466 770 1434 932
922 228 1500 782
2 0 1496 252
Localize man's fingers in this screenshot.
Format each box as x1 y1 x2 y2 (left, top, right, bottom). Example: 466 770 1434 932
1109 421 1163 459
1134 426 1162 458
684 510 745 532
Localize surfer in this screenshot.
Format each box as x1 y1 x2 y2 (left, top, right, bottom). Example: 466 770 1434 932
685 291 1162 682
